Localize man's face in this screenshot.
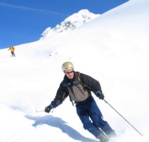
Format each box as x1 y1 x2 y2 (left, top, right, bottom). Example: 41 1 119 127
64 69 74 79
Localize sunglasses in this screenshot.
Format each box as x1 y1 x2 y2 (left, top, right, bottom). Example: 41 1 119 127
65 71 73 75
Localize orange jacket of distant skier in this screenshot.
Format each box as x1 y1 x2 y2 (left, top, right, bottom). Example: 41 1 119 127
9 46 15 52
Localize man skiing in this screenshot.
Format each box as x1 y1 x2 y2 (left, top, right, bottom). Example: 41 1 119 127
45 61 116 142
8 45 15 57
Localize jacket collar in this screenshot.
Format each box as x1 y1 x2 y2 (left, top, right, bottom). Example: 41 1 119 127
63 71 80 87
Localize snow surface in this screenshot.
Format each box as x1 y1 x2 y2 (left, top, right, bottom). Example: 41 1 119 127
0 0 149 141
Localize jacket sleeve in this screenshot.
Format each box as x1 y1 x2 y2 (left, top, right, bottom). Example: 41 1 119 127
80 72 102 94
50 81 68 108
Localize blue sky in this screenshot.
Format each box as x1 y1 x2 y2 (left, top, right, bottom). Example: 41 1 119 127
0 0 128 49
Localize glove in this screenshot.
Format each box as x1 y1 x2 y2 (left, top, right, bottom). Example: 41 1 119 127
45 104 53 113
96 91 105 100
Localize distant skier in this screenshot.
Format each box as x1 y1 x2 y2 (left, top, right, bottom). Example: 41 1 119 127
8 45 15 57
44 61 116 142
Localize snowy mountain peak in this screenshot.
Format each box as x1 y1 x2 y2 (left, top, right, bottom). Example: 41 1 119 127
40 9 99 39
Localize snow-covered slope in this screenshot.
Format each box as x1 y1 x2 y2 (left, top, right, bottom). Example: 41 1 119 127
40 9 99 39
0 0 149 142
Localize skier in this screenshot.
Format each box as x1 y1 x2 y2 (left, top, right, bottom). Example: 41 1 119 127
45 61 116 142
8 45 15 57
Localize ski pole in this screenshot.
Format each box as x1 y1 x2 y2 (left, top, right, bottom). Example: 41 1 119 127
104 99 143 136
36 109 44 112
36 109 54 113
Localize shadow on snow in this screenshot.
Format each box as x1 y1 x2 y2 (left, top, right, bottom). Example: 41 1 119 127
25 114 98 142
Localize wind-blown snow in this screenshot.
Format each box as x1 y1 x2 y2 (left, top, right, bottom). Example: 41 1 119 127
0 0 149 142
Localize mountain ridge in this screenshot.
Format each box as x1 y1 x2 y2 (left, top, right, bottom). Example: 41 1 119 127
40 9 99 39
